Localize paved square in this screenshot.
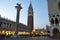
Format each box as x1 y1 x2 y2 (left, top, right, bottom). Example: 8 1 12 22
3 36 60 40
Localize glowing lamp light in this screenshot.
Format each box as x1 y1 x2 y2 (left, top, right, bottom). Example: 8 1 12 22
2 30 5 35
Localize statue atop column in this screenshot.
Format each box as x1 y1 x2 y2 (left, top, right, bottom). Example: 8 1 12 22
15 3 22 11
14 3 22 37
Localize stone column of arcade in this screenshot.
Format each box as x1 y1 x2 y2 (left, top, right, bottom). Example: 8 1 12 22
14 3 22 37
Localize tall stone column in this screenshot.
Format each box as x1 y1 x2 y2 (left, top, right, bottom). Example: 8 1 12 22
15 3 22 36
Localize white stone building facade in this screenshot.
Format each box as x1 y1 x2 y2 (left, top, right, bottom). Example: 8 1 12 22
47 0 60 36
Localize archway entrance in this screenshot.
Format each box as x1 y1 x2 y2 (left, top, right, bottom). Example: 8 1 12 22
53 28 59 36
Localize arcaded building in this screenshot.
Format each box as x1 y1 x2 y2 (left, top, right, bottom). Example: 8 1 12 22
47 0 60 36
0 17 31 35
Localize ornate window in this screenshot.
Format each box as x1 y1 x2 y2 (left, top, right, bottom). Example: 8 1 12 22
0 22 2 27
55 18 59 24
10 24 11 27
58 2 60 9
55 18 59 26
50 18 54 24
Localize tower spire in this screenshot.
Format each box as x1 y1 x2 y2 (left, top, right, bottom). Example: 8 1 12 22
28 2 33 10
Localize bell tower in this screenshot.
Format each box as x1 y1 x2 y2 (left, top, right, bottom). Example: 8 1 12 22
27 3 34 31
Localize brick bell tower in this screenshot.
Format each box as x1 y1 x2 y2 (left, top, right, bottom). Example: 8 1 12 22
27 3 34 31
